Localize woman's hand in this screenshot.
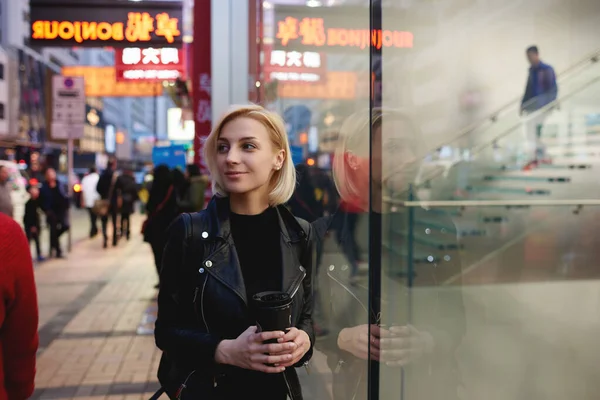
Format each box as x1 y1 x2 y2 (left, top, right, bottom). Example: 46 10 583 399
337 324 390 361
380 325 434 367
273 327 311 367
214 326 297 373
337 324 434 366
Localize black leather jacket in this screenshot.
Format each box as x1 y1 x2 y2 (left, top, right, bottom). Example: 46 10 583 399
155 197 315 400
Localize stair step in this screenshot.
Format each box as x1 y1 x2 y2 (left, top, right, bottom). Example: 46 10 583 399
390 228 464 250
483 175 570 183
538 163 592 170
466 185 551 196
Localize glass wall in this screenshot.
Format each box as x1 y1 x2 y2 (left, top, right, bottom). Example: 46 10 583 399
259 0 600 399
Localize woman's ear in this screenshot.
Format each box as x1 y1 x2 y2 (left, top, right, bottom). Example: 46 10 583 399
274 149 285 170
344 151 360 171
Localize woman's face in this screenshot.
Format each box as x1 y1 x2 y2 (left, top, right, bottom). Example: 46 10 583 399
216 117 284 197
344 121 420 205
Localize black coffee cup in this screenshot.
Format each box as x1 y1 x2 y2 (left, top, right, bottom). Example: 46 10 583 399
251 291 293 343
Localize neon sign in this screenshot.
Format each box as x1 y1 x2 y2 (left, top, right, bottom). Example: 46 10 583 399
264 45 327 83
115 47 185 82
29 1 183 47
276 16 412 50
32 12 180 45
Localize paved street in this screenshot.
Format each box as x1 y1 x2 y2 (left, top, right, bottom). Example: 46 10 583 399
32 212 332 400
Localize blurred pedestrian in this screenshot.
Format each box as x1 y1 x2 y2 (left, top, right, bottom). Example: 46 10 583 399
142 165 178 287
40 168 69 258
80 166 100 238
23 186 43 262
116 168 139 241
0 212 39 400
96 158 120 248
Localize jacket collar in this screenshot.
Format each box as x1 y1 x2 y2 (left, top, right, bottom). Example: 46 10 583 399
206 195 304 243
202 196 307 305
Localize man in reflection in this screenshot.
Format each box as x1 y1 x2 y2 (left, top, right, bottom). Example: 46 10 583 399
312 108 465 400
520 45 557 170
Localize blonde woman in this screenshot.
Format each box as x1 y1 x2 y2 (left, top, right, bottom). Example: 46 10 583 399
155 105 314 400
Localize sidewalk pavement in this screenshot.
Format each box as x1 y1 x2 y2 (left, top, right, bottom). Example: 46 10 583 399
33 213 332 400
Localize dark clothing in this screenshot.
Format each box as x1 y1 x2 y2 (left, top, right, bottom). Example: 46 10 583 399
24 198 42 259
155 197 314 400
23 198 41 229
117 174 139 215
522 61 558 112
231 208 282 300
97 169 122 246
26 229 41 260
40 182 69 257
230 207 287 398
40 182 68 218
144 184 178 274
96 169 118 206
101 213 118 247
117 174 138 241
87 208 98 237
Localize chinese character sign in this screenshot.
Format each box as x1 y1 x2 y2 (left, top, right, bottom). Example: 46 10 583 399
29 1 183 47
273 6 413 52
115 47 185 82
263 45 327 83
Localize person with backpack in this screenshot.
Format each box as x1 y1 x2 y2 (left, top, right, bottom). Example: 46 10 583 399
154 105 315 400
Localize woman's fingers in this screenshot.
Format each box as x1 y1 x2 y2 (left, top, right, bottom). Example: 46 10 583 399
250 352 293 365
380 348 420 363
262 341 297 354
254 330 286 343
278 327 300 343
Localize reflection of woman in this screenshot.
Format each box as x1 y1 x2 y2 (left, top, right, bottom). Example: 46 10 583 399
155 105 314 400
315 108 465 400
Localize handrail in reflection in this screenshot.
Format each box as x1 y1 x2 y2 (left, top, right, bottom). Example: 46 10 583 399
432 48 600 151
416 73 600 187
383 197 600 208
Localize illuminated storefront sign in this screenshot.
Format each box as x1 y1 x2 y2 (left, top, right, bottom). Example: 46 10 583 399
274 6 413 52
61 66 163 97
115 47 185 82
278 71 364 100
29 1 183 47
264 45 326 83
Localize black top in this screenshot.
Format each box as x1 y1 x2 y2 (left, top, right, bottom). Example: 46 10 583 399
230 207 282 300
229 206 287 399
24 198 40 228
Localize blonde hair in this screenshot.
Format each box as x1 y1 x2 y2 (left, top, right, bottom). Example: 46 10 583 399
332 108 423 202
203 104 296 206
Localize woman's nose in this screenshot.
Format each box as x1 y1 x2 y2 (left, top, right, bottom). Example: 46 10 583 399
226 148 240 164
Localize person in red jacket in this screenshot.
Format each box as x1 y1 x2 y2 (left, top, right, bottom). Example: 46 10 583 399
0 212 39 400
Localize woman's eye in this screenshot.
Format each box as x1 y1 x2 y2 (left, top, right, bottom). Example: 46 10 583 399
242 143 257 150
217 144 229 153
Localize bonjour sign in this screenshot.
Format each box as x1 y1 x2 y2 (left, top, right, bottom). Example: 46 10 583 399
29 1 183 47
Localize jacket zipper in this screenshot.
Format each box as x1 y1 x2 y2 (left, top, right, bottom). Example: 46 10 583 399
175 370 196 400
200 277 209 333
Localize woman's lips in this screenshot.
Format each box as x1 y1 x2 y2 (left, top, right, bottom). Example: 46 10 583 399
225 172 246 178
